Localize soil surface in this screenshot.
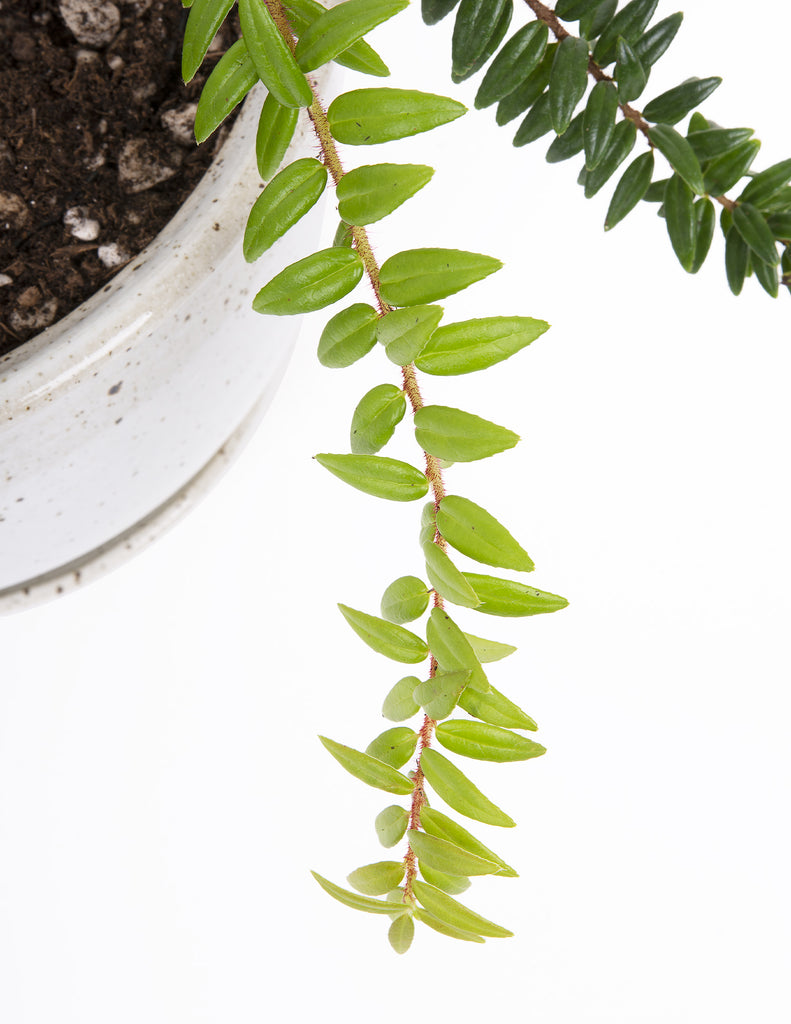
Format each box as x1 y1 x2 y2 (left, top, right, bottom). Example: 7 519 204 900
1 0 238 355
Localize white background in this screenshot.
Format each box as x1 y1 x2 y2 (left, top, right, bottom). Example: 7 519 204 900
2 2 790 1021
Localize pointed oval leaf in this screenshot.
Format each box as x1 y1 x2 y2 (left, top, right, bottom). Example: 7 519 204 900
554 0 601 18
703 140 760 197
182 0 235 82
605 150 654 230
768 212 791 242
379 249 502 306
578 0 617 39
513 91 553 147
420 746 515 827
413 906 485 942
549 35 590 135
451 0 512 83
317 303 379 368
475 21 548 109
327 88 466 144
733 203 780 266
592 0 658 67
463 573 569 617
423 543 480 609
377 305 444 366
415 316 548 376
420 806 517 876
243 158 327 263
414 405 518 463
458 682 538 733
194 39 257 144
421 0 461 24
412 879 513 937
337 163 434 226
315 453 428 502
408 829 500 876
366 727 419 768
632 11 683 68
388 913 415 954
295 0 408 72
664 173 696 272
319 736 414 794
437 494 533 572
349 384 407 455
614 36 647 104
583 80 619 170
582 119 636 197
691 197 716 274
687 127 754 163
256 94 300 180
752 250 779 298
418 863 471 895
427 606 489 693
347 860 406 895
642 76 722 126
312 871 407 913
414 670 471 720
648 124 705 195
496 44 555 126
283 0 390 76
375 804 410 846
253 248 363 315
739 158 791 208
380 577 430 625
382 676 422 723
238 0 314 108
338 604 429 663
724 226 750 296
545 112 585 164
462 632 517 664
436 720 546 763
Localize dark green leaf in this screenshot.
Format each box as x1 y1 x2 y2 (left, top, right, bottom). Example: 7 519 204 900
375 804 410 845
238 0 314 108
690 197 715 273
582 119 636 197
605 150 654 229
461 632 517 664
495 44 555 125
317 303 379 368
243 158 327 262
546 112 585 163
752 251 779 297
294 0 408 72
648 123 705 195
475 21 548 109
412 880 513 937
583 80 619 170
642 177 669 202
255 94 300 180
380 576 430 624
366 727 419 768
462 573 569 616
427 606 490 693
548 35 590 135
388 914 415 954
739 158 791 208
382 676 422 722
284 0 390 76
458 682 538 732
319 737 415 794
315 453 428 501
437 494 533 572
338 604 429 662
420 747 515 827
642 76 722 126
767 212 791 242
513 92 553 147
337 163 434 225
593 0 658 67
664 173 696 272
420 806 517 877
632 11 683 69
687 127 754 163
415 316 548 375
578 0 617 39
327 88 466 144
414 670 471 720
253 248 363 314
408 830 500 876
312 871 408 913
379 249 502 306
436 720 546 762
724 226 749 295
194 39 257 144
423 544 481 609
376 305 443 366
555 0 601 20
702 140 760 197
347 860 406 895
421 0 460 25
414 405 519 462
451 0 513 83
614 36 647 103
182 0 235 82
349 384 407 455
733 203 780 265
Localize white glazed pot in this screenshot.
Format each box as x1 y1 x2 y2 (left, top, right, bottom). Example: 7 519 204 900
0 72 335 611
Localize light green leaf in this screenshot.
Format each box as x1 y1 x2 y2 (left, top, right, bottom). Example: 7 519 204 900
243 158 327 262
312 870 407 913
238 0 314 108
380 577 430 625
349 384 407 455
379 249 502 306
327 88 466 145
462 632 517 664
182 0 235 82
414 670 471 721
366 727 419 768
337 163 434 225
382 676 422 722
549 35 589 136
388 913 415 953
347 860 406 895
418 863 470 895
413 906 485 942
338 604 429 663
423 543 481 609
437 494 533 572
414 316 548 375
376 305 444 365
317 303 378 368
458 683 538 733
414 406 518 463
407 830 500 876
315 453 428 501
319 736 414 794
426 606 489 693
194 39 257 144
284 0 390 76
375 804 410 846
295 0 408 71
255 94 300 180
412 879 513 937
253 248 363 315
420 747 515 827
420 501 438 547
436 720 546 763
648 124 705 195
642 76 722 126
420 806 517 876
463 573 569 617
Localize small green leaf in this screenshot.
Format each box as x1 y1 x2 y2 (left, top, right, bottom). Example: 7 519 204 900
414 670 471 720
462 573 569 617
546 113 585 165
312 870 407 913
423 544 481 609
379 249 502 306
513 92 553 147
349 384 407 455
451 0 512 83
605 150 654 230
549 35 590 136
691 197 715 273
642 77 722 127
415 316 548 376
382 676 421 723
702 140 760 197
733 203 780 266
317 303 379 368
437 494 533 572
182 0 235 82
294 0 408 72
592 0 658 68
649 124 705 195
752 251 779 298
475 21 548 109
458 682 538 732
408 830 500 876
420 747 515 827
243 158 327 262
375 804 410 845
554 0 600 21
284 0 391 76
414 406 518 463
496 44 555 126
583 80 619 170
768 212 791 242
381 577 430 625
420 806 518 876
739 158 791 208
582 119 636 197
664 173 697 272
632 11 683 69
412 879 513 937
194 39 257 144
436 720 546 763
255 94 300 180
578 0 617 39
724 226 750 296
421 0 461 25
327 88 466 144
337 163 434 225
642 177 669 203
377 305 444 366
420 502 438 547
319 736 414 794
614 36 647 104
461 632 517 664
338 604 429 663
687 127 754 163
427 606 489 693
418 863 471 895
413 907 485 942
388 914 415 954
238 0 314 108
253 248 363 315
315 453 428 501
347 860 406 895
366 727 419 768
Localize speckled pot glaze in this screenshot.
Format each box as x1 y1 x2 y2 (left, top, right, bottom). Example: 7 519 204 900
0 72 335 611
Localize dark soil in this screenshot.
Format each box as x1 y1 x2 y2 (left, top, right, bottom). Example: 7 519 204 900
0 0 238 356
